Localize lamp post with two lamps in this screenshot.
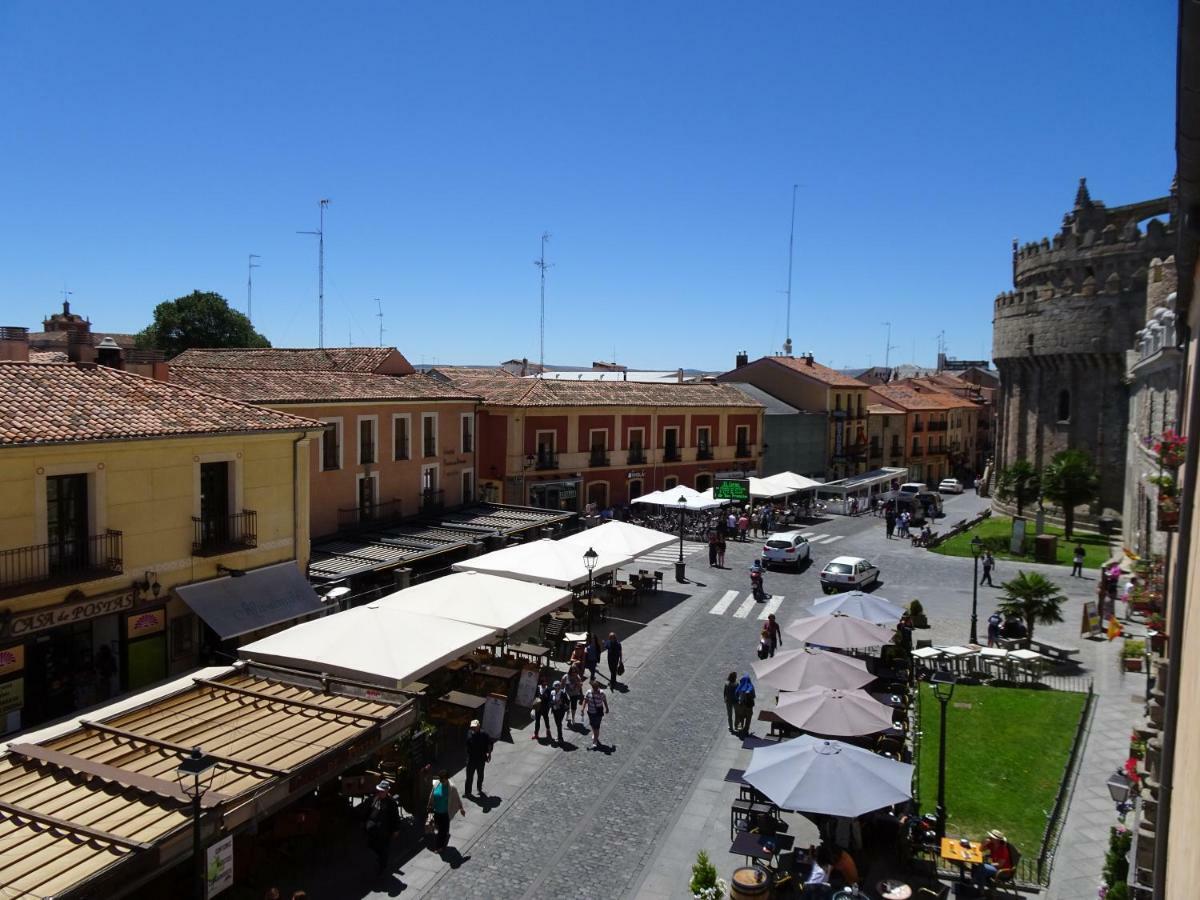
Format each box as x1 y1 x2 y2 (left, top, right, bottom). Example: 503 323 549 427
176 747 218 900
930 670 957 843
969 534 983 645
674 493 688 583
582 546 599 641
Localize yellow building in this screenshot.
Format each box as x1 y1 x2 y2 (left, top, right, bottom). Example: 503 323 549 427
0 357 324 733
866 381 980 484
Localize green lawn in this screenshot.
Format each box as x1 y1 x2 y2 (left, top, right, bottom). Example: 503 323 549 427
930 515 1111 569
915 683 1087 857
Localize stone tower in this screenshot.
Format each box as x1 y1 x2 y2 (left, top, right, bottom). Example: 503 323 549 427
991 179 1175 520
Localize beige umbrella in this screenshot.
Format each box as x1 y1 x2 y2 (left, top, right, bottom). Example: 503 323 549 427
751 646 874 692
785 612 895 649
771 686 896 736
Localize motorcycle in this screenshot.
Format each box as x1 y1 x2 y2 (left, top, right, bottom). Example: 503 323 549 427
750 566 766 601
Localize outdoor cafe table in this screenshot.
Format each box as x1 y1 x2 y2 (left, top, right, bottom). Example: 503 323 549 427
939 645 979 674
941 837 983 880
462 663 520 701
729 831 794 870
508 643 550 666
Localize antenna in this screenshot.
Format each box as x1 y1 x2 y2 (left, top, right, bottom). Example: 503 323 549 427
60 287 73 306
882 321 897 370
533 232 553 376
297 199 331 347
784 183 798 353
375 298 385 348
247 254 261 322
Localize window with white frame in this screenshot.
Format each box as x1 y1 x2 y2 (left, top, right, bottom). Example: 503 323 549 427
393 414 411 461
422 413 438 458
461 470 474 503
358 416 378 465
320 418 343 471
356 472 378 512
696 425 711 455
461 414 474 453
628 427 645 457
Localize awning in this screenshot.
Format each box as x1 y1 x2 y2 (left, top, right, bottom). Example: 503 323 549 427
175 561 324 641
452 538 629 588
376 571 571 632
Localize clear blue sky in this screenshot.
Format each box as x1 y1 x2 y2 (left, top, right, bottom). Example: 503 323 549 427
0 1 1177 371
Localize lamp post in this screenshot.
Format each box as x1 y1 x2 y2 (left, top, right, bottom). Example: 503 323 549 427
674 493 688 583
521 453 535 506
931 671 956 843
583 546 598 642
969 535 983 645
176 747 218 900
1106 767 1135 822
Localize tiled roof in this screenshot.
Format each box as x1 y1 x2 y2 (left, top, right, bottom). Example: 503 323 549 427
171 347 405 373
28 331 136 350
170 367 480 404
747 356 869 388
427 365 516 378
868 382 977 412
445 374 762 409
0 362 320 446
28 350 69 364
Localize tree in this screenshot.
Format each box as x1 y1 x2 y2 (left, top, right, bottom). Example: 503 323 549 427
996 460 1040 517
1041 449 1100 539
997 571 1066 648
136 291 270 357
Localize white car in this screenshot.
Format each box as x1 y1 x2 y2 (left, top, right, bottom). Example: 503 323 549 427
761 531 811 568
938 478 964 494
819 556 881 593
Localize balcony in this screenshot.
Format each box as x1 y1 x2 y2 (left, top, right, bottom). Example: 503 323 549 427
0 530 123 596
663 448 682 463
929 421 948 432
420 488 445 514
192 511 257 557
627 448 646 465
535 450 559 470
910 447 923 458
337 499 403 531
912 422 925 433
735 444 752 459
589 450 610 467
696 446 714 461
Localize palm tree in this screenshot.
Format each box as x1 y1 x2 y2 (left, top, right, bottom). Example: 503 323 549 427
996 460 1039 517
1041 450 1100 539
997 571 1067 648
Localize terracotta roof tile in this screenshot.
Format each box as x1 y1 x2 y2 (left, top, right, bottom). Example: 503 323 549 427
867 382 978 412
0 362 319 446
171 347 406 373
766 356 870 387
445 375 761 408
169 367 480 404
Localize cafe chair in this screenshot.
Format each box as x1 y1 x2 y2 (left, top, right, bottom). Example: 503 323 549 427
986 843 1020 898
915 887 949 900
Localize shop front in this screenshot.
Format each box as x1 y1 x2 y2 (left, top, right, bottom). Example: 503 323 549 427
528 478 581 513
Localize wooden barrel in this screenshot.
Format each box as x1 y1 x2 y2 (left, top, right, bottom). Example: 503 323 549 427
729 865 771 899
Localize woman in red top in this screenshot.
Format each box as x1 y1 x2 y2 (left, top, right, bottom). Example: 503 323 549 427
972 829 1014 887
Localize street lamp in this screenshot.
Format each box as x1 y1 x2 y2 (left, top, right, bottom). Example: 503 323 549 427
176 747 218 900
1106 768 1135 821
522 453 536 506
930 671 956 843
583 546 599 641
675 493 688 583
969 535 983 645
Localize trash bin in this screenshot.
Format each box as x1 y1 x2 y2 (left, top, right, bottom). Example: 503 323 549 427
1098 516 1118 537
1034 534 1058 564
675 560 687 583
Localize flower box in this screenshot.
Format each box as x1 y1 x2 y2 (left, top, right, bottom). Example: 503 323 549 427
1123 657 1144 673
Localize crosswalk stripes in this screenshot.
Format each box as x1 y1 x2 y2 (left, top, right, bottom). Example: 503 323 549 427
709 590 738 616
636 544 704 567
731 595 759 619
800 533 844 546
757 595 784 620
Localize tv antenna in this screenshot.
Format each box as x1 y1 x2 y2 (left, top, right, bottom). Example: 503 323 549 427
883 321 897 370
297 199 330 347
247 254 261 322
783 183 798 354
533 232 553 376
375 298 385 347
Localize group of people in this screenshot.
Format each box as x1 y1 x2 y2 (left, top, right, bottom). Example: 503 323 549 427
532 663 615 748
884 508 916 540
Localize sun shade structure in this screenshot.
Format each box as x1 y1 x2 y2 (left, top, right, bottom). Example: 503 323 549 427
174 561 324 640
375 571 571 632
785 612 896 649
810 590 904 625
743 735 914 817
751 646 875 692
451 538 629 587
758 471 822 493
239 604 496 686
770 686 896 737
558 520 676 560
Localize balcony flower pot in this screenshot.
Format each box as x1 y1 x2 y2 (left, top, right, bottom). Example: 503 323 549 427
1123 657 1144 673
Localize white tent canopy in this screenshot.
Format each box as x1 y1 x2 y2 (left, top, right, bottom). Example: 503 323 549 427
452 538 629 588
376 571 571 632
558 520 676 560
810 591 904 625
759 471 822 494
239 604 496 687
645 486 728 511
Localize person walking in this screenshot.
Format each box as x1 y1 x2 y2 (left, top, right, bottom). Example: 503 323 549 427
464 719 493 796
583 679 610 748
566 665 584 724
765 613 782 658
723 671 738 733
604 632 624 689
986 611 1002 648
427 770 465 852
584 635 601 682
364 780 401 873
980 551 995 586
727 511 738 533
733 674 756 737
738 513 750 542
1071 543 1086 577
550 677 570 745
532 674 553 740
708 528 719 567
717 533 727 568
885 510 895 540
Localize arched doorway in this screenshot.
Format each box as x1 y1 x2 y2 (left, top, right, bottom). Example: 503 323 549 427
695 473 712 492
627 479 644 503
587 481 609 510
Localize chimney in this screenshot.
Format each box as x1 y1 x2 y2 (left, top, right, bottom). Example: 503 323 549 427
676 368 683 383
735 350 749 368
67 330 95 363
95 336 124 370
0 326 29 362
521 357 529 377
804 353 814 366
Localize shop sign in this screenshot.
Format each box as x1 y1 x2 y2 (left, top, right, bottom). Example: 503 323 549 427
204 835 234 898
125 608 166 639
1 592 134 639
626 471 645 480
0 645 24 677
713 478 750 503
0 678 24 716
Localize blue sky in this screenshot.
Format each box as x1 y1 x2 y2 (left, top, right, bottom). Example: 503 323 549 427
0 1 1177 371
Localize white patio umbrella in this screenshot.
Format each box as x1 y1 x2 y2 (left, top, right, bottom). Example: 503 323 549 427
743 735 914 817
771 686 895 737
785 612 896 649
559 520 675 559
810 591 904 625
751 646 874 692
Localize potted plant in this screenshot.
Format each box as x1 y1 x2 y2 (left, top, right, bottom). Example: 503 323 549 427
1121 639 1146 672
689 850 727 900
907 599 929 629
1147 429 1188 469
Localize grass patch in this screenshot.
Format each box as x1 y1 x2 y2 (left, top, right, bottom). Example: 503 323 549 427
930 515 1110 569
916 683 1086 857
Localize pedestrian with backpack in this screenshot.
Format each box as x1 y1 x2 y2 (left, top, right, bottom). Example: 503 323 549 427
550 677 570 745
733 674 756 736
723 671 738 733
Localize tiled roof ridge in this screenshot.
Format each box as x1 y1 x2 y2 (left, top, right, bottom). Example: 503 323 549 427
168 366 482 402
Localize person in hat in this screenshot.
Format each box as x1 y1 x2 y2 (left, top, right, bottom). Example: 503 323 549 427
972 829 1015 887
464 719 492 797
364 779 401 873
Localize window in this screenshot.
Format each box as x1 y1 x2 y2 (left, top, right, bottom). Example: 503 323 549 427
735 425 750 457
586 481 608 508
320 418 342 471
422 413 438 457
536 430 557 468
663 475 679 490
358 416 378 465
422 465 438 492
392 414 410 461
856 394 862 417
356 472 378 514
421 464 441 510
47 473 89 572
170 613 196 661
460 414 474 453
835 393 842 411
697 426 712 458
461 470 474 503
628 478 643 499
1057 389 1071 423
628 427 646 463
664 427 680 460
882 416 890 429
696 473 712 491
589 429 608 453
